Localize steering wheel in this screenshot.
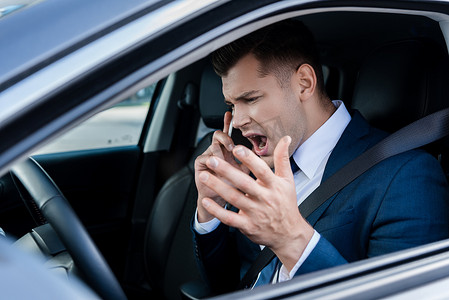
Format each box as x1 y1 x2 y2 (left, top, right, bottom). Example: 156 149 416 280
10 157 127 300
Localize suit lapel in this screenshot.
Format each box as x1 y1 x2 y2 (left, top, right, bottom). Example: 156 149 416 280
322 111 373 182
306 110 382 226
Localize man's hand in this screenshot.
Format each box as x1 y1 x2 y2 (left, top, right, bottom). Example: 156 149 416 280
195 111 248 223
198 135 314 271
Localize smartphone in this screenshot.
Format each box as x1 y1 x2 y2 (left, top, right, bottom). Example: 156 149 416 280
228 109 234 137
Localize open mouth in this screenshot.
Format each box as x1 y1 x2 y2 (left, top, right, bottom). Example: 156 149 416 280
248 135 268 156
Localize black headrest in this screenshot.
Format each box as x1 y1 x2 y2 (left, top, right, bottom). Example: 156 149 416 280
199 64 228 129
352 39 449 132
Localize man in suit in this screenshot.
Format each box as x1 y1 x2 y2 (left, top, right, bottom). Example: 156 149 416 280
192 19 449 294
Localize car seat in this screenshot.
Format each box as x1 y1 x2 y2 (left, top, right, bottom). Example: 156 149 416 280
351 39 449 132
351 39 449 174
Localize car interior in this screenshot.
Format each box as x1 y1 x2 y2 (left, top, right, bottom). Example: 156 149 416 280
2 8 449 300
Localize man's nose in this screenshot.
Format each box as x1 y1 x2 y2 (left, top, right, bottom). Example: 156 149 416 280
232 107 250 129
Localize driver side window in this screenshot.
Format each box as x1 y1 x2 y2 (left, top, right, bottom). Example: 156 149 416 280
34 84 156 154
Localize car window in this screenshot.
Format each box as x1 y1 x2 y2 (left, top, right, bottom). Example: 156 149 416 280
34 84 156 154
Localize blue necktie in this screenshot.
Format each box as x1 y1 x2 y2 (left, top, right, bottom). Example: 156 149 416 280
290 156 299 173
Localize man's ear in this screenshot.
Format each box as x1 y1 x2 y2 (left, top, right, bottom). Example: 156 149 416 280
294 64 317 101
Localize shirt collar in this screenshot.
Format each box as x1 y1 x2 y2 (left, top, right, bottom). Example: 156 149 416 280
292 100 351 179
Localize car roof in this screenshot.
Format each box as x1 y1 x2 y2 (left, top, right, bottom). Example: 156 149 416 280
0 0 163 89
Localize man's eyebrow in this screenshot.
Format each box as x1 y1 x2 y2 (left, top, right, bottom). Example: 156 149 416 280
236 90 261 101
224 90 261 104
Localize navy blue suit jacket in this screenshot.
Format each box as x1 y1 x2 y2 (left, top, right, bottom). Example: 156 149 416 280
193 111 449 293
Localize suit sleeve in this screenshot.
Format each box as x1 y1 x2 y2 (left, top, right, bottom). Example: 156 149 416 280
192 221 240 294
294 151 449 277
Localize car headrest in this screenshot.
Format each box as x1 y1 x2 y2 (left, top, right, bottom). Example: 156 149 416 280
199 64 228 129
351 39 449 132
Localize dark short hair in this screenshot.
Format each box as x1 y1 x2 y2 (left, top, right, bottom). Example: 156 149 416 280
211 19 325 93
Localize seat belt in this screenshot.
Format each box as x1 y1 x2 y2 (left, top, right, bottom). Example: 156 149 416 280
239 107 449 289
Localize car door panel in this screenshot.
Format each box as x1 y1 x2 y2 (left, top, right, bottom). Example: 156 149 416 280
32 145 142 275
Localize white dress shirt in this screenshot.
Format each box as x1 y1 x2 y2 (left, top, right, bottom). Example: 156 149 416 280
194 100 351 283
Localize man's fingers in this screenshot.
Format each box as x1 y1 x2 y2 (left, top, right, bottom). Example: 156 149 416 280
199 111 234 162
205 156 261 196
212 130 234 152
232 145 275 184
223 111 232 134
199 169 256 210
273 136 293 179
201 197 245 228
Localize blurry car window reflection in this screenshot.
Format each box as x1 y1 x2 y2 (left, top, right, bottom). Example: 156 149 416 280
35 84 155 154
